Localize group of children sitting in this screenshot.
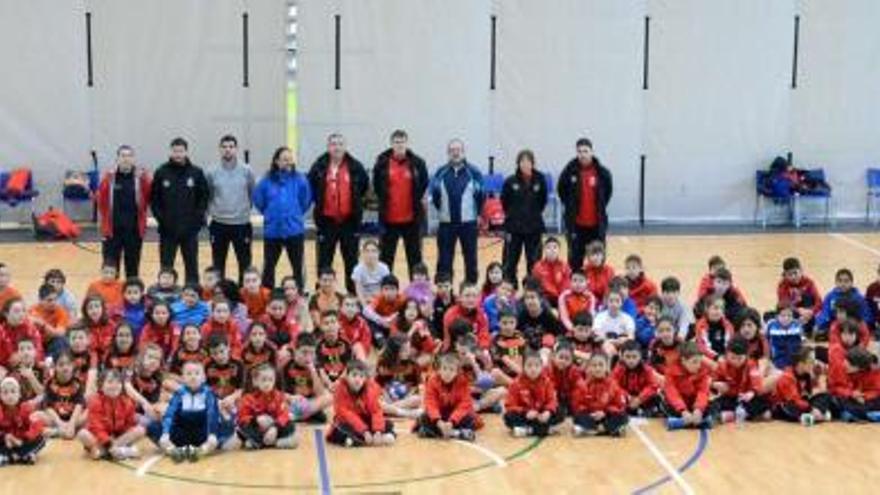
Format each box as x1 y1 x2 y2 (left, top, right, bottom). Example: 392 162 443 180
0 235 879 467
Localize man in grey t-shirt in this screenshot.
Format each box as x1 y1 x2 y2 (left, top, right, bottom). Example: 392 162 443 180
206 134 255 284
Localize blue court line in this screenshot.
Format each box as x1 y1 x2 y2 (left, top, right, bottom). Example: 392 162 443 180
314 429 333 495
632 428 709 495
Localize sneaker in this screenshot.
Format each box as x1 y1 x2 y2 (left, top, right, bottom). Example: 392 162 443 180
344 437 355 448
185 445 200 463
0 454 9 467
18 454 36 465
512 426 532 438
244 440 260 450
612 425 627 438
169 447 186 464
381 433 396 445
840 410 857 423
866 411 880 423
276 436 299 449
799 413 815 427
458 429 476 442
572 425 586 437
666 417 686 431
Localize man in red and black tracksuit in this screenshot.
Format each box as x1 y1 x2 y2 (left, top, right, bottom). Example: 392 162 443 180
308 134 369 294
373 130 428 278
557 138 613 271
96 145 152 278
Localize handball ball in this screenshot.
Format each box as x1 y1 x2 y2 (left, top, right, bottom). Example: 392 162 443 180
388 381 409 401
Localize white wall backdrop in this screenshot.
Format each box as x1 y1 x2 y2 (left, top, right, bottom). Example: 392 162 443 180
0 0 287 211
1 0 878 222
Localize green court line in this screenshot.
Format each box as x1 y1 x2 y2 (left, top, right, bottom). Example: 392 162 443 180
112 437 544 491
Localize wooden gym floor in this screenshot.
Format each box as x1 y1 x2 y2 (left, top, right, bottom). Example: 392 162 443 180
2 231 880 494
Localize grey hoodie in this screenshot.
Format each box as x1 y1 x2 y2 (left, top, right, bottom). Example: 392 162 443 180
207 158 255 225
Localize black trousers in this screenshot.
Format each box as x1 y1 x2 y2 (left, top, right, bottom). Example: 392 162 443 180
326 420 395 447
502 410 564 437
436 222 478 283
710 394 771 420
102 229 143 279
415 413 476 438
159 231 200 284
836 397 880 420
772 393 832 422
262 235 305 290
380 221 423 278
0 436 45 459
572 411 629 435
209 221 253 285
237 421 295 447
503 232 542 286
565 225 605 271
317 221 359 294
626 394 663 418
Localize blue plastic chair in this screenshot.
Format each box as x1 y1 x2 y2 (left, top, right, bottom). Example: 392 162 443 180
62 169 100 221
794 168 832 227
482 173 505 196
866 168 880 224
754 170 793 228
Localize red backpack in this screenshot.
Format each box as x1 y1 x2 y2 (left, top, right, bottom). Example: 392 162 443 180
33 208 81 239
480 195 506 234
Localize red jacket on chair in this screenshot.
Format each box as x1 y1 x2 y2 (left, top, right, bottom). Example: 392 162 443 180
96 168 152 238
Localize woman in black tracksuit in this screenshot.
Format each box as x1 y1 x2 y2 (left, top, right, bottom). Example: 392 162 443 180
501 150 548 286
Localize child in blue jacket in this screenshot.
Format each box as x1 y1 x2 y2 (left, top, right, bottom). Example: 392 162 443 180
816 269 871 334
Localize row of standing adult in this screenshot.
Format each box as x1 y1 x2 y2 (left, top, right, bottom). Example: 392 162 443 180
96 133 613 291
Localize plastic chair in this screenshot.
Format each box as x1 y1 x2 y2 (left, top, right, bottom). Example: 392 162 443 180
866 168 880 224
62 169 100 221
482 173 505 196
542 173 562 233
754 170 792 228
793 168 832 228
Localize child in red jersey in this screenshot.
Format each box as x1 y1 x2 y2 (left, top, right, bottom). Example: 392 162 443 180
260 290 300 356
86 263 124 314
35 351 86 439
490 308 527 385
770 347 831 424
169 324 209 381
241 321 278 374
442 282 491 351
695 255 726 303
0 376 45 465
201 299 242 358
503 351 562 437
530 237 571 306
139 301 179 359
710 337 770 423
777 257 822 334
103 322 138 373
204 334 244 420
546 339 583 416
694 295 733 361
613 339 661 417
571 352 628 437
481 262 504 301
827 320 861 399
1 298 44 366
569 312 603 368
376 334 422 418
649 317 683 375
415 353 477 441
663 342 713 430
126 344 166 423
240 267 271 320
282 333 332 423
77 369 145 460
79 295 116 359
623 254 658 313
836 347 880 422
583 241 615 303
316 310 352 388
8 338 46 405
338 293 372 361
66 325 98 396
237 364 297 449
455 333 505 413
327 360 395 447
393 299 437 370
558 269 597 332
364 274 407 349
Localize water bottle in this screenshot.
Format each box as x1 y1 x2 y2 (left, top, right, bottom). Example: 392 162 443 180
734 405 747 427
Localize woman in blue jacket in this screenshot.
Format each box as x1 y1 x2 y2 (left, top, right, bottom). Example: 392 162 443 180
253 147 313 290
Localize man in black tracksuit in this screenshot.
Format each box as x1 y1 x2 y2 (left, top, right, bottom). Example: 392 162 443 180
308 133 369 294
372 129 428 278
501 149 548 286
150 137 210 284
557 138 613 270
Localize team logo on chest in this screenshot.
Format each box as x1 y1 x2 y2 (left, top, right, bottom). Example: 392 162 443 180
187 177 195 188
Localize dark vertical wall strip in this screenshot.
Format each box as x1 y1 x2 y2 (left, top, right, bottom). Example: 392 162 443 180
334 15 341 90
490 15 497 90
639 154 646 226
242 12 250 87
791 15 800 89
85 12 94 87
642 16 650 90
489 155 495 175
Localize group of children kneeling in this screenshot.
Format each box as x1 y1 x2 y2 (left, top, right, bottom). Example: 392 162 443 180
1 234 880 467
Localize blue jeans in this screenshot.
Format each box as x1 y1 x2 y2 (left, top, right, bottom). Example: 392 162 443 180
436 222 478 283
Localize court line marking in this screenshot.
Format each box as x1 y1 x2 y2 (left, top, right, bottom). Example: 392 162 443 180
632 428 709 495
314 429 333 495
630 422 695 495
135 454 163 476
453 440 507 467
829 233 880 257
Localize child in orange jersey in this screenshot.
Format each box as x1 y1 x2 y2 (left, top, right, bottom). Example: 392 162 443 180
583 241 615 303
201 299 242 358
86 263 124 314
29 284 69 357
558 269 597 332
240 267 271 320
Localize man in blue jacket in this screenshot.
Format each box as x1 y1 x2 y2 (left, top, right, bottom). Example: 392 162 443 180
429 139 484 283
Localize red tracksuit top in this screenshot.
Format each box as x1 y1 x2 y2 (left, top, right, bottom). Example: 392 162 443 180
547 364 584 406
829 320 872 349
627 274 659 313
531 259 571 303
584 263 615 303
612 362 660 403
505 373 558 414
86 393 138 445
777 276 823 315
851 368 880 401
0 402 43 442
139 322 179 357
570 375 627 415
339 314 372 353
331 379 386 434
238 389 291 428
771 368 813 410
423 373 475 423
712 358 763 397
442 304 490 351
663 361 712 413
201 320 243 358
